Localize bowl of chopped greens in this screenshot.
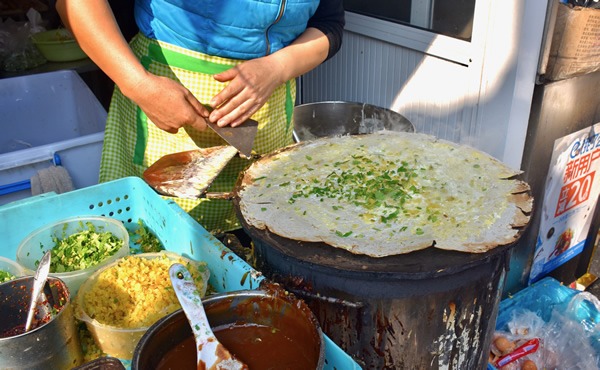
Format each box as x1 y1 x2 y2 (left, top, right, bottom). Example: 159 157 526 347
0 257 24 283
16 216 130 295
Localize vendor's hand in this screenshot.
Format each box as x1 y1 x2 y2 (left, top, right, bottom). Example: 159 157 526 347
130 74 211 134
208 57 285 127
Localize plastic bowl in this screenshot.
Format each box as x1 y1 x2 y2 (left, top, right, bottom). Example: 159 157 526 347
16 216 130 295
0 257 25 282
75 251 210 361
31 29 87 62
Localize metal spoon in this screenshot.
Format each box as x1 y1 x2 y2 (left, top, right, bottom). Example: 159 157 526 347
25 250 51 332
169 263 247 370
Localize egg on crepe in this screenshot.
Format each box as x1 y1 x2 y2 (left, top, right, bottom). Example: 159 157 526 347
237 131 532 257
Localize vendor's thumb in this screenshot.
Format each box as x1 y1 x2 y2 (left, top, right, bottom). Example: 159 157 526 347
187 115 209 132
185 95 210 131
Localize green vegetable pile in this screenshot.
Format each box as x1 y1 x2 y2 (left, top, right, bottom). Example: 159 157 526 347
286 152 424 225
131 219 164 254
42 221 124 273
0 269 16 283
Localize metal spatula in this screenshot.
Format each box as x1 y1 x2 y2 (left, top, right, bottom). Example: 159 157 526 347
206 118 258 159
143 145 239 199
143 116 258 198
202 104 258 159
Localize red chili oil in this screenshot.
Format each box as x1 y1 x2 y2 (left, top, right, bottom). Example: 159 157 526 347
0 280 67 339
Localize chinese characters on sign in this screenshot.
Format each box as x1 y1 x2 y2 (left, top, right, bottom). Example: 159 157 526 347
530 123 600 284
556 149 598 217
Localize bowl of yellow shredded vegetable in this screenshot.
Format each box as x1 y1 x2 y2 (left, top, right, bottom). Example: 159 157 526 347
16 216 130 295
75 251 210 360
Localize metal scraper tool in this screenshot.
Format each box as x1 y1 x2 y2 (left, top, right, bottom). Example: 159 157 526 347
205 119 258 158
204 105 258 158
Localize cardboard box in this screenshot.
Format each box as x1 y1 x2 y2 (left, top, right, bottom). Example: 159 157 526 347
545 2 600 81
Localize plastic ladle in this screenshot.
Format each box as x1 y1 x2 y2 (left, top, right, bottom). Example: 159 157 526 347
169 263 248 370
24 250 51 332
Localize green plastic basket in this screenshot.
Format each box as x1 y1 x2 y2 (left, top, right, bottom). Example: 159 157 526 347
0 176 361 369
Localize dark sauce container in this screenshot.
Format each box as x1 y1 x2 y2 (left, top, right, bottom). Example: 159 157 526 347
132 287 325 369
0 276 83 369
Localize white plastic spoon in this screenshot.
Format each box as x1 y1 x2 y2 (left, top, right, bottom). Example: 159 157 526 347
169 263 247 370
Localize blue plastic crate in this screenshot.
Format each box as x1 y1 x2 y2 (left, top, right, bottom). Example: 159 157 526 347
0 176 361 369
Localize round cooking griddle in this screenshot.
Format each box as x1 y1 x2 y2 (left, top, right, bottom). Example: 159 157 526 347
233 197 524 280
230 130 531 281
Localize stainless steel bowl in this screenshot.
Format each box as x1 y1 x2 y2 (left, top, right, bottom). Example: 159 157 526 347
293 101 415 142
0 276 83 369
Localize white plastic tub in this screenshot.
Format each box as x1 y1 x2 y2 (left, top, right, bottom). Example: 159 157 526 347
0 70 107 206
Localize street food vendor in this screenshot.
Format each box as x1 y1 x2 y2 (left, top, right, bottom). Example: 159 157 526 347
55 0 345 232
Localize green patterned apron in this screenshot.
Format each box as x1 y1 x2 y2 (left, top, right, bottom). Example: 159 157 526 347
99 33 295 233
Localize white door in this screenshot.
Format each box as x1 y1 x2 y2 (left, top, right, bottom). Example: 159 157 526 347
299 0 549 169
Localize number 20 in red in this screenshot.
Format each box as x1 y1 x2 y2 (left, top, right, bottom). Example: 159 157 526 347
555 172 595 217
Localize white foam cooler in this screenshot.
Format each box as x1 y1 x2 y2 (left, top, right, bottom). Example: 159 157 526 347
0 70 107 206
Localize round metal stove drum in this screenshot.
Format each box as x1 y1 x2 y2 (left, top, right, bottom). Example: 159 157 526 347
230 131 530 369
236 217 516 369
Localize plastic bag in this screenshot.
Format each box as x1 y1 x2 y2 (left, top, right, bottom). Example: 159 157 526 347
544 292 600 368
0 8 47 72
490 310 554 369
491 279 600 369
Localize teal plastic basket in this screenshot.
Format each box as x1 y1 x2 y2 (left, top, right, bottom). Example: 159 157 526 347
0 176 361 369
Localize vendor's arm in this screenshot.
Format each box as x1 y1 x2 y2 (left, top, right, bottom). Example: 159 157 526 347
55 0 210 133
209 0 345 127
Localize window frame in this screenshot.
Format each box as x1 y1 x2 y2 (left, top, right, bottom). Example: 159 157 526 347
343 0 493 67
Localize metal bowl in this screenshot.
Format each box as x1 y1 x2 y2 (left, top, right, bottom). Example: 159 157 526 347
132 288 325 369
0 276 83 369
293 101 415 142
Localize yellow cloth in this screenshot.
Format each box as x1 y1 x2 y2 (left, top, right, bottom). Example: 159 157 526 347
99 33 295 232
